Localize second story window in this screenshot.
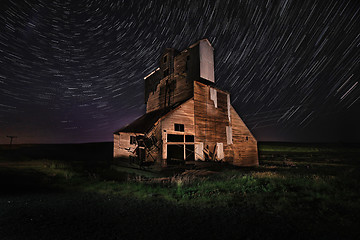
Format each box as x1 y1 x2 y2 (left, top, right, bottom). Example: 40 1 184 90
174 124 184 132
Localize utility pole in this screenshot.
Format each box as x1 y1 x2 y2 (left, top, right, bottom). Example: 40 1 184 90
6 136 17 148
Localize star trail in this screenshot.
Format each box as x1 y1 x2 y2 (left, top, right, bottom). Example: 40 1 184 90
0 0 359 144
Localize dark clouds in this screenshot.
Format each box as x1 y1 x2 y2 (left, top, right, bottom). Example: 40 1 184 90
0 0 359 143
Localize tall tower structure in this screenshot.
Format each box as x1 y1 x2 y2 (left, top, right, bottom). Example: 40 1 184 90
114 39 259 167
144 39 215 113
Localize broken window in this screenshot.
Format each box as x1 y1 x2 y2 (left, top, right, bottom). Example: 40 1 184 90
174 123 184 132
167 134 184 142
130 136 136 145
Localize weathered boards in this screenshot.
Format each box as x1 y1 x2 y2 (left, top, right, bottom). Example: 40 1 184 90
114 39 258 167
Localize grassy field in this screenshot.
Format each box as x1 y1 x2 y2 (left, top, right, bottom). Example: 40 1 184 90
0 142 359 239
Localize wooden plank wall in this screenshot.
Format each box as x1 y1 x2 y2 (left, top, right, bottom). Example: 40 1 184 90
145 50 194 113
194 81 258 166
113 134 120 158
113 132 138 159
160 99 195 164
230 106 259 166
194 81 230 157
161 99 195 135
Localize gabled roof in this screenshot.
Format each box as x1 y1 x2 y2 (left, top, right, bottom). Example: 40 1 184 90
114 98 191 134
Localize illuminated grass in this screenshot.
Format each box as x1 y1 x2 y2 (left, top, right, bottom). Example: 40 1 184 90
1 142 359 230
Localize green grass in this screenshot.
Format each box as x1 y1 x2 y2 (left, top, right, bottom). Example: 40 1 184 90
1 142 359 238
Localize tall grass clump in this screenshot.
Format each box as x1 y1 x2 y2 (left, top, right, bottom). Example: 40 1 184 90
42 159 76 180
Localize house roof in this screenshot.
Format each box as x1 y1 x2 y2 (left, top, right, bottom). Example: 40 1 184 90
114 98 191 134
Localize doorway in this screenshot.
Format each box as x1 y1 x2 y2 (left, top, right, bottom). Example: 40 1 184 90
185 145 195 161
167 145 184 164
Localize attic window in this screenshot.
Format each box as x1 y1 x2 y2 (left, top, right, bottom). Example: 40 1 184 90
163 68 169 77
130 136 136 145
163 55 167 63
174 124 184 132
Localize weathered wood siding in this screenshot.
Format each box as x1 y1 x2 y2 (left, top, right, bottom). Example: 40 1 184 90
116 39 258 167
193 81 258 166
161 99 195 135
230 106 259 166
113 134 120 158
113 132 139 159
145 49 194 113
160 99 195 161
194 81 230 159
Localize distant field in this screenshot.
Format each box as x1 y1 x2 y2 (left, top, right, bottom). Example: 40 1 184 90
0 142 359 239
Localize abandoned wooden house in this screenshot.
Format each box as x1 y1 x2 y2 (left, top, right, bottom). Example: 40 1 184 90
113 39 258 167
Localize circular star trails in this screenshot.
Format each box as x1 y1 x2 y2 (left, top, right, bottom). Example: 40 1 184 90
0 0 359 143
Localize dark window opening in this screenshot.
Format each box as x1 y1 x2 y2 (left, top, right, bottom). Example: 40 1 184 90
163 55 167 63
167 134 184 142
130 136 136 145
185 135 194 142
185 145 195 161
246 136 248 141
175 124 184 132
167 145 184 163
163 68 169 77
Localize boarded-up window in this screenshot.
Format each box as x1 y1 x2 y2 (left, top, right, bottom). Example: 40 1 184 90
226 126 233 145
216 143 224 160
195 142 204 160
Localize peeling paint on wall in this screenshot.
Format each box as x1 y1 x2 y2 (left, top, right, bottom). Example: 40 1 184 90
210 88 217 108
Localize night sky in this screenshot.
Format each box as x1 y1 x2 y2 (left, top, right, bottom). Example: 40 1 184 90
0 0 359 144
